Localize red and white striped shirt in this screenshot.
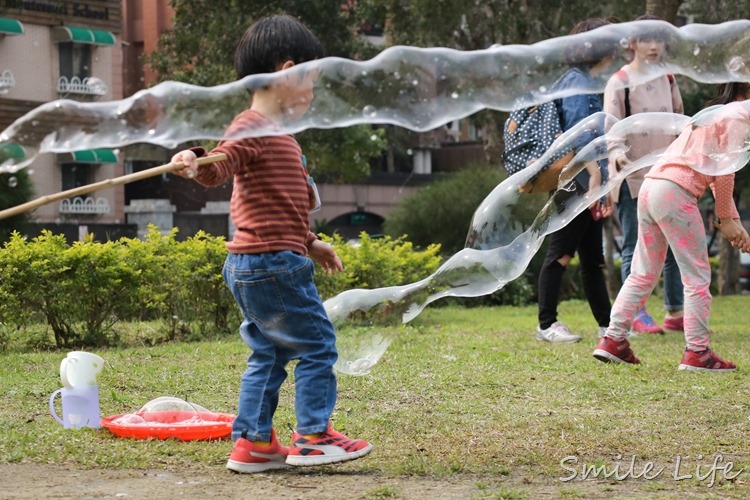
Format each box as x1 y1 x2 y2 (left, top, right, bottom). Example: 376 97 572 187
192 109 316 255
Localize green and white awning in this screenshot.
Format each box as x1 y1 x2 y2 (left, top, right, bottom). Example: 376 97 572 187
0 18 24 36
68 149 119 163
52 26 116 46
0 143 26 162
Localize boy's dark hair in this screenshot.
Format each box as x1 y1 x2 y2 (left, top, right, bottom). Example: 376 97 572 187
705 82 750 107
564 18 615 67
234 15 324 80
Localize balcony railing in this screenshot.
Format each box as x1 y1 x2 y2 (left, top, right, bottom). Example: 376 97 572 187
59 196 110 215
57 76 108 96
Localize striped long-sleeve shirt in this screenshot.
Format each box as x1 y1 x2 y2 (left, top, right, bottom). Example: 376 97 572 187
192 109 316 255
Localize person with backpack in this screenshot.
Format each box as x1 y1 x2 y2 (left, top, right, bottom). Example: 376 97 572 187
603 15 685 335
534 18 616 343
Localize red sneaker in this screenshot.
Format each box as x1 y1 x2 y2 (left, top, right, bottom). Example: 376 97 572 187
226 429 290 473
286 423 373 466
631 309 664 335
593 337 640 364
678 349 736 372
663 316 684 331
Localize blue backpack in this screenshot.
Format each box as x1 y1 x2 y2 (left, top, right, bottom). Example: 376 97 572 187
502 100 574 193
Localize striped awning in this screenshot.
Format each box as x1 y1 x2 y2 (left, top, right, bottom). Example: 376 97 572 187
0 143 26 162
0 18 24 36
52 26 116 46
63 149 119 164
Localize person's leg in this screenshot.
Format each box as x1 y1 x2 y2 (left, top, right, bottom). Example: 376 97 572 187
606 180 667 341
538 207 589 328
273 253 373 465
223 253 291 443
594 180 669 365
536 208 590 344
662 247 685 326
576 214 611 327
617 182 664 332
616 182 638 283
537 235 568 330
652 188 711 352
232 251 337 436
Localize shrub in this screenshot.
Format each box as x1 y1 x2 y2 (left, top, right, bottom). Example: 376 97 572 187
314 232 442 300
0 226 446 350
383 164 506 255
0 231 138 347
122 226 238 341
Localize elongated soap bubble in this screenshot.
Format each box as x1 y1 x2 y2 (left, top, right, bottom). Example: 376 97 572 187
331 105 750 375
3 20 750 172
2 20 750 375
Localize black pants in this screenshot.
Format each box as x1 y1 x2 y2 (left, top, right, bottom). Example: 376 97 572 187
537 201 611 330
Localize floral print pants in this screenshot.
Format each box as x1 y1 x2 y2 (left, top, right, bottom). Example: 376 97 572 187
608 178 711 351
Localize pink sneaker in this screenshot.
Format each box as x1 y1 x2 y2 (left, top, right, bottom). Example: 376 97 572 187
593 337 640 364
286 422 373 466
631 309 664 335
663 316 684 331
226 429 290 473
678 349 736 372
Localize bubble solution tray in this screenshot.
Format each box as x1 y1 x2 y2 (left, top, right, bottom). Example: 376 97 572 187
100 396 234 441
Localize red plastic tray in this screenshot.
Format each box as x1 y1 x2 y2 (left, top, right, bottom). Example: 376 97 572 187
101 411 234 441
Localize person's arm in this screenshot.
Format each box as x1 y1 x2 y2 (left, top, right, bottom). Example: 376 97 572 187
671 76 684 115
307 238 344 274
603 76 629 172
712 175 740 222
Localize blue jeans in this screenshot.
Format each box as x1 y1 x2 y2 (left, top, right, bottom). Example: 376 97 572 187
223 251 338 442
617 182 684 311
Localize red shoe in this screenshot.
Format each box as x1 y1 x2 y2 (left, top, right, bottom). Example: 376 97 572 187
286 422 373 466
593 337 640 364
226 429 290 473
678 349 736 372
663 316 684 331
631 309 664 335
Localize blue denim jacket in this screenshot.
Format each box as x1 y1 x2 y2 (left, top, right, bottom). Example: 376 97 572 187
553 67 607 191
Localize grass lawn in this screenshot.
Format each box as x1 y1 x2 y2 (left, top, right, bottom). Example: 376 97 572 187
1 295 749 498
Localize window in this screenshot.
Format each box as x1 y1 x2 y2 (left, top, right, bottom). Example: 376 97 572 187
58 42 91 80
61 163 94 191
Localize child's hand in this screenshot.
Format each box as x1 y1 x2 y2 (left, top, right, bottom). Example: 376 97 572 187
171 150 199 178
718 219 750 252
308 239 343 274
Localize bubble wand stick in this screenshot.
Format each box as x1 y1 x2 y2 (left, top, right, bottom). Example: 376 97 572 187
0 153 227 221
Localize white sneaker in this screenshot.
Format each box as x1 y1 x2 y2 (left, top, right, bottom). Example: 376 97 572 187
536 321 582 343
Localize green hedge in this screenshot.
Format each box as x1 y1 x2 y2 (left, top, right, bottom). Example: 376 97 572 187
0 227 444 351
0 227 238 349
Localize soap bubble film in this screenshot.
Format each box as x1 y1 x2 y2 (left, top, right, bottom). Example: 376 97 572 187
3 20 750 375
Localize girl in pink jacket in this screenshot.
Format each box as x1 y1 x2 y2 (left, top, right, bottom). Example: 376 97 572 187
594 82 750 371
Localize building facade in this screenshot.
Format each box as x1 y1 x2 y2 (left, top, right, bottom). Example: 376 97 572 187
0 0 124 226
1 2 484 240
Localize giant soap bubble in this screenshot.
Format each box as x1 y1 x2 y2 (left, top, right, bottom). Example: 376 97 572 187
2 20 750 171
2 20 750 375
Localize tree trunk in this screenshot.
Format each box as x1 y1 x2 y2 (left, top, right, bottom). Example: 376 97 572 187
645 0 684 24
603 217 622 301
482 119 503 165
717 236 740 295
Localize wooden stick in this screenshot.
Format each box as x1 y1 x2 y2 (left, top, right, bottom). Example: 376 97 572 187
0 153 227 221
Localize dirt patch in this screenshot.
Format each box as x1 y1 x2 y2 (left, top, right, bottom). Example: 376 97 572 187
0 463 744 499
0 464 507 499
